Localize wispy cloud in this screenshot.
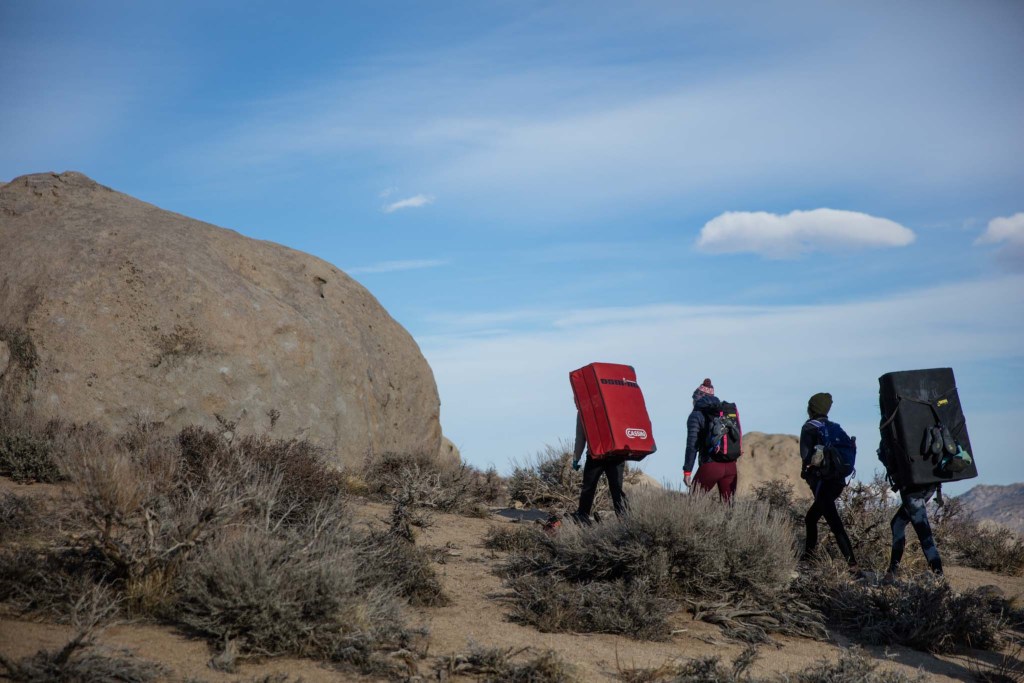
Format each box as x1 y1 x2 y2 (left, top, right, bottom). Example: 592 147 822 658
696 209 916 259
976 213 1024 271
382 194 434 213
347 258 448 275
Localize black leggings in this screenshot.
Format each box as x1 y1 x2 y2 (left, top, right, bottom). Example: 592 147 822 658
576 456 627 519
805 478 856 565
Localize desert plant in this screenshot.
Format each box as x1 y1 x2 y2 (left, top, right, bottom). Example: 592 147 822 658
0 405 73 483
933 498 1024 575
485 524 551 553
498 488 822 642
506 574 674 639
794 562 1003 652
361 450 504 515
617 646 925 683
436 643 578 682
0 583 164 683
171 504 426 674
618 647 759 683
0 491 42 543
506 442 643 514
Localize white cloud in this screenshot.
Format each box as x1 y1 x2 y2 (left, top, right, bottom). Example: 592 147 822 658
348 258 448 274
976 213 1024 271
382 194 435 213
696 209 916 258
420 275 1024 492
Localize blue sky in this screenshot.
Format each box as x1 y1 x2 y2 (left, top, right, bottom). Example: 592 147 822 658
2 1 1023 494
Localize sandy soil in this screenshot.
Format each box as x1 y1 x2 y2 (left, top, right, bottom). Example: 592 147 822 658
2 477 1022 682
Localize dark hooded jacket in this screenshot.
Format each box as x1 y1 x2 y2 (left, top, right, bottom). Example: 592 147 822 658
684 394 722 473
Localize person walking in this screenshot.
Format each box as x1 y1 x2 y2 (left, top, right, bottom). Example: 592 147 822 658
800 392 859 571
571 410 627 525
879 440 944 577
683 378 738 502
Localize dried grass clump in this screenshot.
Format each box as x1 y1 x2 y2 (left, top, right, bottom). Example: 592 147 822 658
795 564 1003 653
171 505 425 674
436 643 578 683
359 523 449 607
485 524 551 553
0 584 164 683
176 426 348 525
506 574 674 640
933 498 1024 576
617 646 924 683
361 450 504 515
499 488 820 642
0 406 75 483
0 491 42 543
506 443 644 513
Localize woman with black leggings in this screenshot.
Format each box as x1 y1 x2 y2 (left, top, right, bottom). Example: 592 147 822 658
799 393 858 569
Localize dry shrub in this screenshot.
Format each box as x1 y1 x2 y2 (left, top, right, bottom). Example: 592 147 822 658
485 524 550 553
0 406 74 483
0 491 42 543
171 504 426 674
360 523 449 607
499 488 820 642
933 498 1024 575
56 428 254 613
0 583 164 683
361 450 504 515
795 563 1003 653
617 646 924 683
506 574 674 640
436 643 578 682
618 647 759 683
506 442 644 513
178 427 348 524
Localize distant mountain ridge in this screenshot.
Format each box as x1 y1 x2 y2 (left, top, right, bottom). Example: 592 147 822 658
958 483 1024 534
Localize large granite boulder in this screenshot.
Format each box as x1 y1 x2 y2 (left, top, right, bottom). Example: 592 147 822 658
0 171 441 468
736 432 804 497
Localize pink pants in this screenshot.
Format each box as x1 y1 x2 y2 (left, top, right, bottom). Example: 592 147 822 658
693 461 737 503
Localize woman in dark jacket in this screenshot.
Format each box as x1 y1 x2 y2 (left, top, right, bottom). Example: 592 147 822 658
683 379 737 502
800 392 858 570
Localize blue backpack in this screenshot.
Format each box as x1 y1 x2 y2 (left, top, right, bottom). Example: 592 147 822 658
809 419 856 480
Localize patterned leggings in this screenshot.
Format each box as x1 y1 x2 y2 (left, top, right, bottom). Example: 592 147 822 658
889 485 943 574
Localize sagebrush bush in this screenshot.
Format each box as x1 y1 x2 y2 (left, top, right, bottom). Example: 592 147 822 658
617 646 925 683
0 491 42 543
506 574 674 640
933 498 1024 575
794 562 1003 653
0 406 72 483
436 643 578 683
485 524 551 553
171 507 425 673
359 526 449 607
498 488 818 641
361 450 504 514
0 582 163 683
506 443 643 514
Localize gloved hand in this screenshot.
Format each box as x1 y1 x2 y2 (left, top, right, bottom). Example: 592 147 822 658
572 457 581 471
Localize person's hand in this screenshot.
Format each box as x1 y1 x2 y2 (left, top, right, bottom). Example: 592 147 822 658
572 457 581 471
683 471 692 488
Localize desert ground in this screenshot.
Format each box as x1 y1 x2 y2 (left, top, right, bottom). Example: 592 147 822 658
2 474 1022 683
